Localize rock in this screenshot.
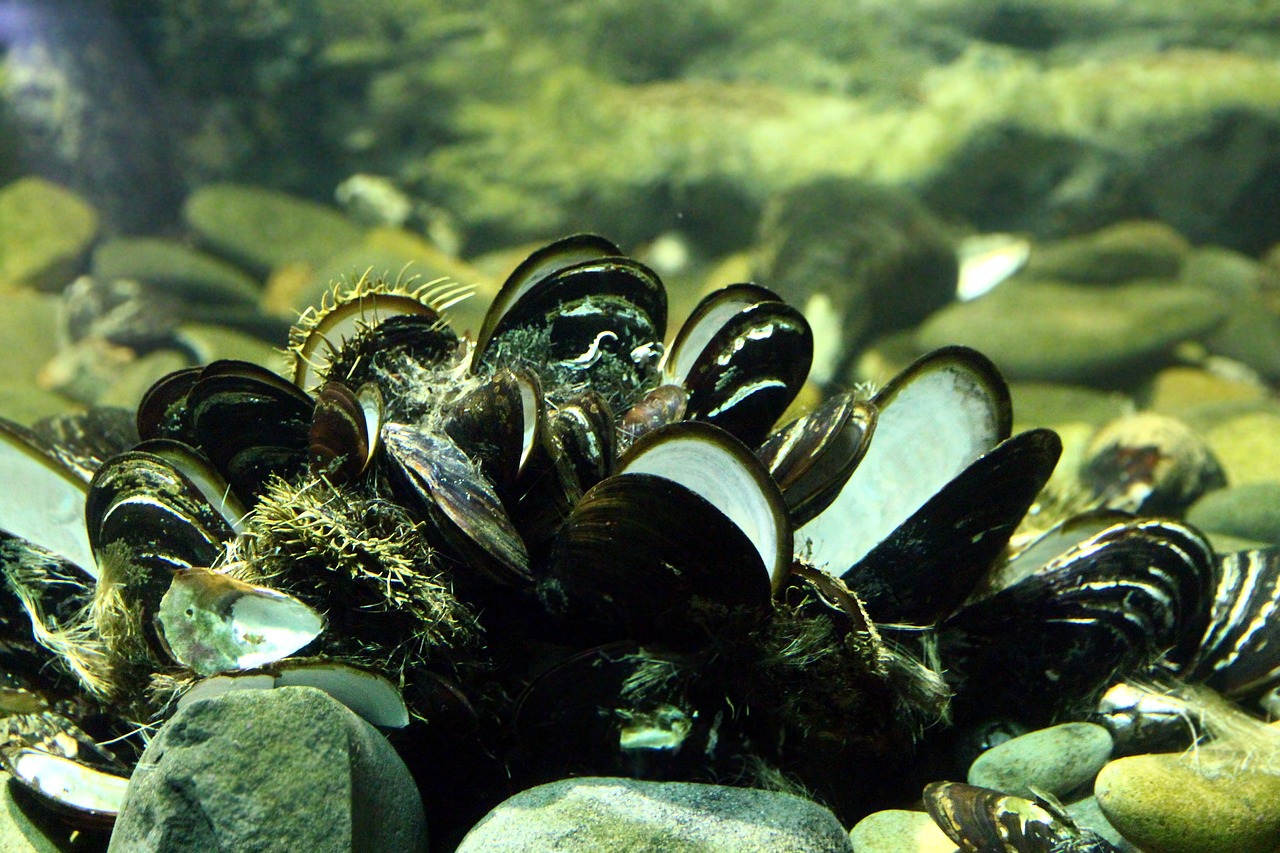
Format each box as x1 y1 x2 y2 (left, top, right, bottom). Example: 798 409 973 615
754 179 956 385
184 184 365 276
1064 796 1136 852
456 777 852 853
1010 382 1132 432
916 279 1227 384
1188 483 1280 545
1024 221 1190 284
1203 295 1280 383
92 238 262 307
1096 752 1280 853
0 178 98 290
967 722 1113 801
1180 246 1280 299
109 686 427 853
1145 366 1268 418
849 809 956 853
1 290 64 384
0 382 75 425
1204 410 1280 485
98 350 192 412
177 323 292 368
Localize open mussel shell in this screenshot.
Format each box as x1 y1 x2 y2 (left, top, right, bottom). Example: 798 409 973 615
844 428 1062 624
186 360 315 501
444 368 542 492
178 659 409 728
309 381 383 485
939 517 1214 724
542 422 786 644
0 418 97 578
382 423 531 585
756 392 876 527
133 438 248 533
156 568 326 677
924 781 1119 853
292 291 451 392
796 346 1012 583
1191 545 1280 698
662 284 813 448
2 748 130 830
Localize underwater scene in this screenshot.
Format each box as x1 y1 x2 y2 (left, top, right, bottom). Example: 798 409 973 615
3 1 1280 851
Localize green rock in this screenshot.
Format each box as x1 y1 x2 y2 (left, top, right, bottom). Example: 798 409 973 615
849 810 957 853
1010 382 1131 432
0 382 75 426
92 237 261 306
1204 295 1280 383
456 777 853 853
1204 411 1280 485
1180 246 1279 299
916 280 1227 384
178 323 285 369
184 184 365 275
1096 753 1280 853
98 350 192 412
1024 220 1190 284
1145 366 1268 418
1 290 62 384
968 722 1113 801
0 178 98 290
1188 483 1280 545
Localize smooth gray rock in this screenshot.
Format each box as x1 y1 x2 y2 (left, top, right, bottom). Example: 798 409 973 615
456 777 853 853
917 279 1227 383
968 722 1113 801
1188 483 1280 545
109 685 426 853
849 809 957 853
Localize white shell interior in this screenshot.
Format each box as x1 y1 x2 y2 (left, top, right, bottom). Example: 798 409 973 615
664 293 755 384
275 664 410 728
147 445 248 534
12 750 129 814
517 374 538 473
797 360 1000 576
620 433 783 587
0 433 96 578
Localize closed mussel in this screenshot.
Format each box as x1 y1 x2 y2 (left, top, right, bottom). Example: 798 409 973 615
924 781 1119 852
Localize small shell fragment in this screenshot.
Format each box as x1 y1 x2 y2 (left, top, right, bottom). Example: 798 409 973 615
157 568 325 676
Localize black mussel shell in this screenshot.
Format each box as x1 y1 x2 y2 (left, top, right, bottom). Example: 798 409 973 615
0 418 97 577
444 368 542 493
293 293 454 392
1191 545 1280 698
663 284 813 448
939 518 1214 724
186 360 315 501
756 392 875 527
132 439 247 532
924 781 1120 853
309 381 381 485
795 347 1012 587
382 423 531 586
28 407 140 483
136 366 202 444
542 422 786 644
843 428 1062 624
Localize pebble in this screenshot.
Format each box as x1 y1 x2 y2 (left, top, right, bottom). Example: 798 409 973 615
1096 752 1280 853
1024 220 1190 284
967 722 1113 801
849 809 956 853
2 290 65 385
1188 482 1280 545
455 777 853 853
916 280 1227 383
1009 382 1131 432
183 183 365 275
1203 410 1280 485
109 685 427 853
1145 366 1267 418
0 177 98 290
92 237 262 307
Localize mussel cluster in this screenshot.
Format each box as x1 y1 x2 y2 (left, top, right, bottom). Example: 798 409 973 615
0 235 1278 842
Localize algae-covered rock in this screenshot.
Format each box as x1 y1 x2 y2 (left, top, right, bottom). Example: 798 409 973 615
456 777 853 853
184 184 365 275
1203 410 1280 485
0 178 98 290
848 809 956 853
1145 366 1268 418
1 290 63 384
1188 482 1280 544
92 237 261 306
1096 753 1280 853
916 279 1227 383
1023 221 1190 284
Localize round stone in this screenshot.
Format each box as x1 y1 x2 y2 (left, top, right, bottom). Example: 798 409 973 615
849 809 957 853
968 722 1113 801
1096 753 1280 853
